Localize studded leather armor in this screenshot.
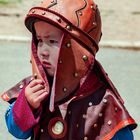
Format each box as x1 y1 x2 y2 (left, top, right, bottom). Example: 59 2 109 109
1 0 137 139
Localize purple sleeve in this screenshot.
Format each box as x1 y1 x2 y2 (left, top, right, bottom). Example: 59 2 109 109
12 87 42 132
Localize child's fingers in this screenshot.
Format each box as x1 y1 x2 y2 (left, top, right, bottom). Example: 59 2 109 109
29 79 44 88
37 91 49 102
31 84 45 93
31 89 46 98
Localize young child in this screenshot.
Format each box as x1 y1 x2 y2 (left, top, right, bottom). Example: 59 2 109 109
1 0 137 139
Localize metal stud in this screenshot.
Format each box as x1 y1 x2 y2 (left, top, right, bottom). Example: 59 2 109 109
93 22 97 26
19 84 23 89
91 5 94 9
84 136 88 140
66 42 71 48
107 120 112 126
42 12 46 15
32 10 35 14
68 111 71 115
59 60 62 64
99 113 103 117
76 124 79 128
91 5 95 10
78 11 82 16
41 129 44 133
103 99 107 104
93 123 98 128
66 25 71 30
89 102 92 106
82 114 87 119
74 72 78 77
115 107 118 112
56 17 61 23
34 73 37 79
63 87 67 92
83 55 88 61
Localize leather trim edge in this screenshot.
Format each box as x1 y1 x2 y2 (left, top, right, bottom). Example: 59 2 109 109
102 118 137 140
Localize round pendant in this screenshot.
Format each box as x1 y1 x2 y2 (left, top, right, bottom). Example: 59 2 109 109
48 117 67 139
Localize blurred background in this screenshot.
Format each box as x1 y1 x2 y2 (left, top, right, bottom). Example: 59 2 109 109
0 0 140 139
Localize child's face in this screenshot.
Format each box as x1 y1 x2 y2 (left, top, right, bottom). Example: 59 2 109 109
34 21 63 76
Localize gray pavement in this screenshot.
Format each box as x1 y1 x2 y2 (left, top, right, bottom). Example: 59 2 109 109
0 0 140 43
0 41 140 139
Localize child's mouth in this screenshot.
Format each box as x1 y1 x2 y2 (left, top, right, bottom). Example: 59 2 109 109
42 61 52 68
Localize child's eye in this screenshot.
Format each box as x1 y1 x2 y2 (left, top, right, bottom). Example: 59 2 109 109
49 40 58 44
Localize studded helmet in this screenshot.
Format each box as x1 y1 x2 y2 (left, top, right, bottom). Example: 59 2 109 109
25 0 102 111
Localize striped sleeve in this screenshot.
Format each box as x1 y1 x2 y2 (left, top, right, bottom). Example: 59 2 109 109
5 102 32 139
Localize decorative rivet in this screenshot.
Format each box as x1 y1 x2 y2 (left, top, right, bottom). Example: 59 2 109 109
68 111 71 114
93 22 97 26
76 124 79 128
63 87 67 92
42 12 46 15
59 60 62 64
66 42 71 48
89 102 92 106
91 5 94 9
34 73 37 79
83 55 88 61
78 11 82 16
41 129 44 133
107 120 112 126
103 99 107 103
74 72 78 77
56 17 61 23
82 114 87 119
91 5 95 10
99 113 103 117
19 84 24 89
115 107 118 112
66 25 71 30
93 123 98 128
84 136 88 140
32 10 35 14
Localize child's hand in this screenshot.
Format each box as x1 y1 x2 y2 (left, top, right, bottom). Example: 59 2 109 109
25 79 48 109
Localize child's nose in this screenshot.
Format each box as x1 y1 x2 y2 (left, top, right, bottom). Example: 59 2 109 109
41 50 50 60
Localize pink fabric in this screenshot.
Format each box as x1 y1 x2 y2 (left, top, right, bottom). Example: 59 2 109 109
13 87 42 132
